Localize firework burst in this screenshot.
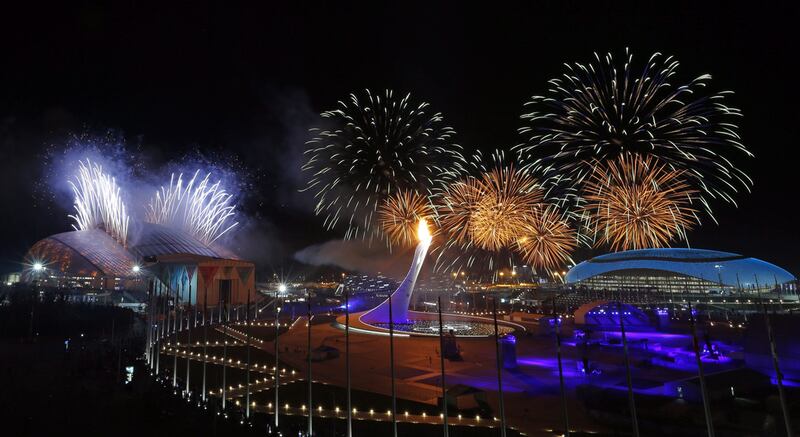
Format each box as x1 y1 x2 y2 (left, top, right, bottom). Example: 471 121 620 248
468 166 543 251
516 205 576 273
378 190 435 247
436 176 484 247
517 49 752 215
303 89 466 241
433 151 548 274
581 153 699 251
146 170 238 245
68 159 130 245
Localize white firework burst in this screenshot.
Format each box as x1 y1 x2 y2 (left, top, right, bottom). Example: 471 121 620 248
303 89 466 242
146 170 238 245
517 49 753 219
68 159 130 245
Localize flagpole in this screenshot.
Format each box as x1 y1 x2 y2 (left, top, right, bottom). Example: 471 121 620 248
437 296 449 437
150 278 155 370
274 288 280 429
202 278 208 403
171 275 178 389
179 277 184 333
491 298 506 437
146 278 153 369
155 280 161 376
553 296 569 437
388 293 398 437
307 287 314 436
754 275 792 436
345 286 352 437
163 277 169 338
246 285 252 419
152 277 158 370
617 301 639 437
222 286 228 410
342 285 353 437
687 300 715 436
186 280 192 396
173 287 178 388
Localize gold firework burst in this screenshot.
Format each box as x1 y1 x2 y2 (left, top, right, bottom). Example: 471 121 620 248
437 177 484 246
468 166 543 251
582 153 699 251
516 205 576 273
378 191 435 247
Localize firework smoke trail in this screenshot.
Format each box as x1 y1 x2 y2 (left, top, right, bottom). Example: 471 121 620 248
378 190 435 248
581 153 700 251
517 49 752 218
303 89 466 242
68 159 130 245
516 204 576 274
146 170 239 245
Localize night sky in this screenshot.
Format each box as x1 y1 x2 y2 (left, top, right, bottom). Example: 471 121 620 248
1 2 798 276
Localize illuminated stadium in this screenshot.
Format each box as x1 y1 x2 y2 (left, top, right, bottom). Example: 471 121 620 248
23 160 255 306
565 248 797 296
24 222 255 305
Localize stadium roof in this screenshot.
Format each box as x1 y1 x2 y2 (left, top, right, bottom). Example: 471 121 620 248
26 222 237 279
566 248 796 289
128 222 221 258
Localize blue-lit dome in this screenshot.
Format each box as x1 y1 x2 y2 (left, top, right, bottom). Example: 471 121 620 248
566 248 795 293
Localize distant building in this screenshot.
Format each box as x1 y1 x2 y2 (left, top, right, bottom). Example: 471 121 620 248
566 248 796 296
2 272 20 286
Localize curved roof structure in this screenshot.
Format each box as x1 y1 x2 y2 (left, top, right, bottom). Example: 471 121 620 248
128 222 221 258
566 248 796 289
28 229 137 278
26 222 236 279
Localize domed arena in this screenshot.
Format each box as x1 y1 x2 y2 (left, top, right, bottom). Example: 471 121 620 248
565 248 797 297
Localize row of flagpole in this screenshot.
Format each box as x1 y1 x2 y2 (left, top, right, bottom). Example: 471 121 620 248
144 264 255 411
143 264 518 436
144 271 793 437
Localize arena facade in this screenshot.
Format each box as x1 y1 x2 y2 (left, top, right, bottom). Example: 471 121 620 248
24 222 255 306
565 248 797 296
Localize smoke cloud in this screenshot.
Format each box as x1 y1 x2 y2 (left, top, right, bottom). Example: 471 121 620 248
293 239 418 280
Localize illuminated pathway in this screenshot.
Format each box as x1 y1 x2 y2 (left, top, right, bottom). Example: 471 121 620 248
251 403 502 429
